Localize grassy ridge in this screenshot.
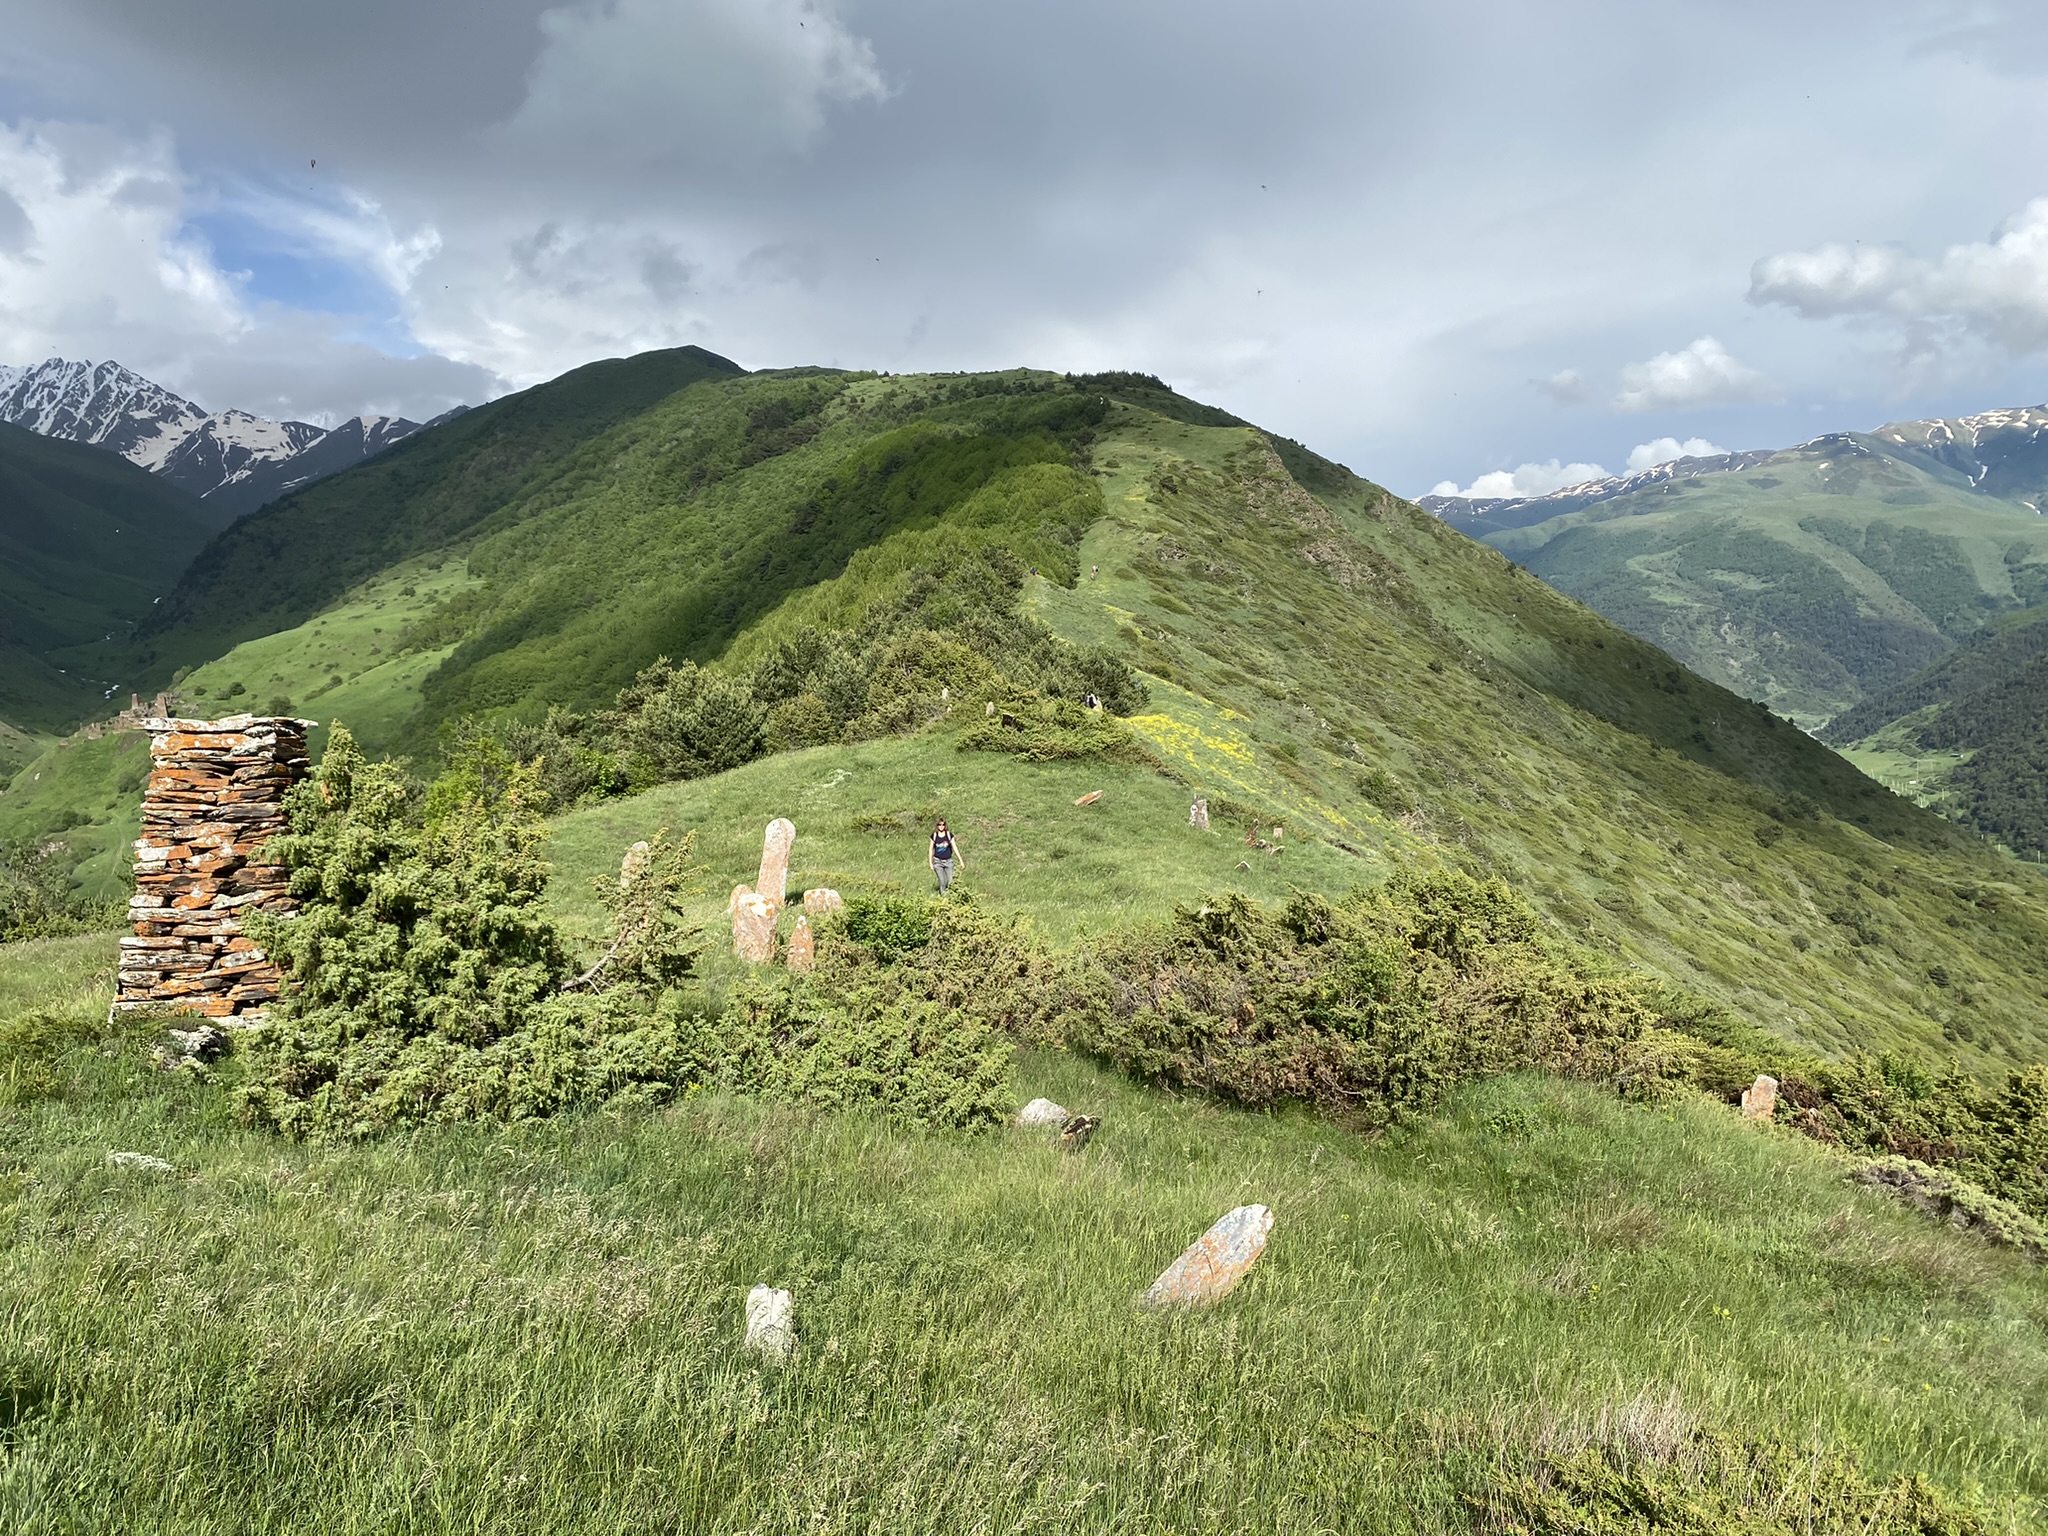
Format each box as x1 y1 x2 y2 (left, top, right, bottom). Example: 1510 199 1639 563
2 937 2042 1532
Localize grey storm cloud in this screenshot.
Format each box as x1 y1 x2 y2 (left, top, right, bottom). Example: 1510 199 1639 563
0 0 2045 490
0 185 31 253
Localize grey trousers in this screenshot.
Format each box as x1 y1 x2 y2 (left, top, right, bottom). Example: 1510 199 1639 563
934 858 955 893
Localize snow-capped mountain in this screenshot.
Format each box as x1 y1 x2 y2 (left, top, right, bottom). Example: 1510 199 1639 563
1421 405 2048 533
0 357 430 516
1419 449 1774 532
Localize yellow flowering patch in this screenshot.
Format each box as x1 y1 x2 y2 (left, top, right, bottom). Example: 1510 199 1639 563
1125 709 1268 798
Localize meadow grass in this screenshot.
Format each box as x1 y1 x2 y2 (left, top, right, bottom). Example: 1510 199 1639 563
2 945 2044 1533
546 732 1368 952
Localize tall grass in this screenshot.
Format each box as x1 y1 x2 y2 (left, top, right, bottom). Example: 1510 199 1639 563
2 967 2043 1532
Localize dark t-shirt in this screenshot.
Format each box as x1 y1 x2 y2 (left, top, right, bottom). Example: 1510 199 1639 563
933 834 954 860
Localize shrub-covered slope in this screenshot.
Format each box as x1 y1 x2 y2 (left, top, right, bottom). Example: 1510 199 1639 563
0 421 228 732
1474 433 2048 726
514 380 2048 1074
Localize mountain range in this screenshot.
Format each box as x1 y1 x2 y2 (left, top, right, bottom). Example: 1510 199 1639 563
1421 407 2048 729
0 357 452 519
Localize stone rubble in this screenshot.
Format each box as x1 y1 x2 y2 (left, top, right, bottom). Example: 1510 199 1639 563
1141 1204 1274 1308
113 715 313 1023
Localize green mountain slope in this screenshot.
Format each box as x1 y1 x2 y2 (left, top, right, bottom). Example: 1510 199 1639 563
0 421 228 731
1474 432 2048 727
1825 606 2048 858
29 357 2048 1067
104 344 746 681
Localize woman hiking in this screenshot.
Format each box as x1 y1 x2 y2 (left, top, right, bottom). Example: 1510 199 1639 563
929 819 963 894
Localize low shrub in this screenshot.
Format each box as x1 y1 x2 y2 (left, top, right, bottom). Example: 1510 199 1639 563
839 893 934 961
711 972 1012 1131
1474 1428 1990 1535
0 839 120 943
234 727 1009 1138
237 728 710 1139
1058 872 1667 1124
958 696 1153 764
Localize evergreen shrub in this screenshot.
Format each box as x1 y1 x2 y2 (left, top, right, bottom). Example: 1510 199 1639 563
233 727 1011 1138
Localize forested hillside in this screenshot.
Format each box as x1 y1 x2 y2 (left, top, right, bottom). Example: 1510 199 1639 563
0 421 227 731
1826 608 2048 858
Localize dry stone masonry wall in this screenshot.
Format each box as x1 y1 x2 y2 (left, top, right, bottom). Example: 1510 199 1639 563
114 715 314 1022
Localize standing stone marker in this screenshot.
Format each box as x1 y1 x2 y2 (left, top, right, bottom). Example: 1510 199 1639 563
787 915 815 972
1741 1075 1779 1121
732 893 777 964
803 888 844 919
744 1284 795 1362
115 714 313 1022
1189 796 1210 831
1142 1204 1274 1309
756 818 796 917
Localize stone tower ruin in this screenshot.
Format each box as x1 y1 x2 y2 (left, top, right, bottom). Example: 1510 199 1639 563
113 715 315 1022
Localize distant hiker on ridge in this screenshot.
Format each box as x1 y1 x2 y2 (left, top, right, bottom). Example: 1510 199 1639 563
930 819 963 895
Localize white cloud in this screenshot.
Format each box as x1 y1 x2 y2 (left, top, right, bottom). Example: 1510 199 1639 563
1613 335 1771 411
0 121 249 367
1534 367 1589 404
1626 435 1726 472
1748 196 2048 353
0 120 493 421
1430 458 1610 499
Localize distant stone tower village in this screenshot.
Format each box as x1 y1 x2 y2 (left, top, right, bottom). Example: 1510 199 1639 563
113 715 313 1022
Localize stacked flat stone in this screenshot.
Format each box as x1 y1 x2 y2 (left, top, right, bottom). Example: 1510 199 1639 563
114 715 314 1022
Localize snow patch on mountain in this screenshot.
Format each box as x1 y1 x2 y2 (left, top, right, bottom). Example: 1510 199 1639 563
0 356 435 513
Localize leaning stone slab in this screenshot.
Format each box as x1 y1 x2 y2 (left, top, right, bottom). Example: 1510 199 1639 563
1142 1204 1273 1309
745 1284 795 1362
1741 1074 1779 1121
1016 1097 1068 1127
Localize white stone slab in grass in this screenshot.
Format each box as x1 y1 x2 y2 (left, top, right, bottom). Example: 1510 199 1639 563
745 1284 795 1362
1142 1204 1273 1308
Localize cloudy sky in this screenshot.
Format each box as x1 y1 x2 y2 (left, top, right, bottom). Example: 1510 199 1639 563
0 0 2043 496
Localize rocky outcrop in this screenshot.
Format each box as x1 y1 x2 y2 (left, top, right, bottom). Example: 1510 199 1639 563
114 715 313 1022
